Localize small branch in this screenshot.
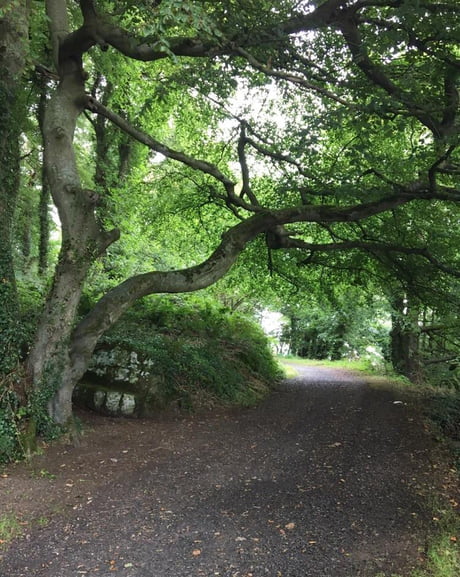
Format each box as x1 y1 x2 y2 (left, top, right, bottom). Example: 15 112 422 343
235 46 357 109
440 70 459 134
428 145 457 191
244 134 316 181
237 123 260 206
420 324 459 333
339 16 442 137
423 355 459 366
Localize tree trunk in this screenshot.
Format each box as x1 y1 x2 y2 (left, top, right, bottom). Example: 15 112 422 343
390 296 424 383
26 0 118 424
0 0 29 375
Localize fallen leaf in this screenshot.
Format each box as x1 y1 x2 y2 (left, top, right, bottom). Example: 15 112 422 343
285 522 295 530
192 549 201 557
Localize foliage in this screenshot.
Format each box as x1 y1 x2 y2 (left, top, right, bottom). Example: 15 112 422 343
96 295 283 409
0 388 22 463
280 289 390 363
426 390 460 468
0 365 62 465
0 0 458 433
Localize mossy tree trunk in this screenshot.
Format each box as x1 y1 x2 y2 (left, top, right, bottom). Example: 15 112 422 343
0 1 29 375
37 75 51 276
25 0 120 425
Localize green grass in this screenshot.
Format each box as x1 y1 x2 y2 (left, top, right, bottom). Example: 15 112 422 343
375 509 459 577
0 514 23 544
278 355 384 374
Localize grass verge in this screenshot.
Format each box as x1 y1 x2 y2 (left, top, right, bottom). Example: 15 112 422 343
0 514 22 545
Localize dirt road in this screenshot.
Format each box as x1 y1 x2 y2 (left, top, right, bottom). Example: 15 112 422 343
0 365 444 576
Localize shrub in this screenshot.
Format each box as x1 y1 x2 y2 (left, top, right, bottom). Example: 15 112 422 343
97 295 282 409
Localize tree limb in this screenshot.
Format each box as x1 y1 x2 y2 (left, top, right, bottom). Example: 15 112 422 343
70 191 420 368
339 16 443 137
293 239 460 277
235 46 357 109
86 96 261 213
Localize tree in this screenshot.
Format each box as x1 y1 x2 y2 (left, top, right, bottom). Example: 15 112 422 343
3 0 459 426
0 0 30 375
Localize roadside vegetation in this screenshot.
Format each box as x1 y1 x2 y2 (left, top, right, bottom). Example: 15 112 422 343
90 295 283 409
1 293 282 463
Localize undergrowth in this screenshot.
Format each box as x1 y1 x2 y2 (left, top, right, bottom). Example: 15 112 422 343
375 506 459 577
1 295 282 463
86 295 283 410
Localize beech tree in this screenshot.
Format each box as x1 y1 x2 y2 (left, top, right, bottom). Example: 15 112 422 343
1 0 459 426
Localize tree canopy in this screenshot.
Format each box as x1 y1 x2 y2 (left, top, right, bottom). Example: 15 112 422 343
0 0 459 432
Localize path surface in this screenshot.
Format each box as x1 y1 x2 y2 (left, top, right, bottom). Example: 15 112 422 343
0 365 441 576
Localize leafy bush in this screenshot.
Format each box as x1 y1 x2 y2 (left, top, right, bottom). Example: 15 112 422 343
97 295 283 409
427 391 460 443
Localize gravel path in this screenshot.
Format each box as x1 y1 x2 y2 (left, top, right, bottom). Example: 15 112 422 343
0 364 439 576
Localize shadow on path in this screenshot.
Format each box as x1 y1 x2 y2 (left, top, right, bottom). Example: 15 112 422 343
0 364 438 576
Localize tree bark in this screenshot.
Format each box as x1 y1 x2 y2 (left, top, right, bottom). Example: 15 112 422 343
390 296 424 383
26 0 118 424
37 75 51 275
0 0 29 375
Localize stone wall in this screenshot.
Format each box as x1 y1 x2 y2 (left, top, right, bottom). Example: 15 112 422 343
73 345 167 417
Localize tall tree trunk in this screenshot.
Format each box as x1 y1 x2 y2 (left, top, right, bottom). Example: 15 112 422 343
390 295 424 383
26 0 118 424
0 1 29 375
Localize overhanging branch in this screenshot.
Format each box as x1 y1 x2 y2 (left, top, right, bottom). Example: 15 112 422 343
235 46 357 109
86 97 261 213
293 239 460 278
70 191 420 363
